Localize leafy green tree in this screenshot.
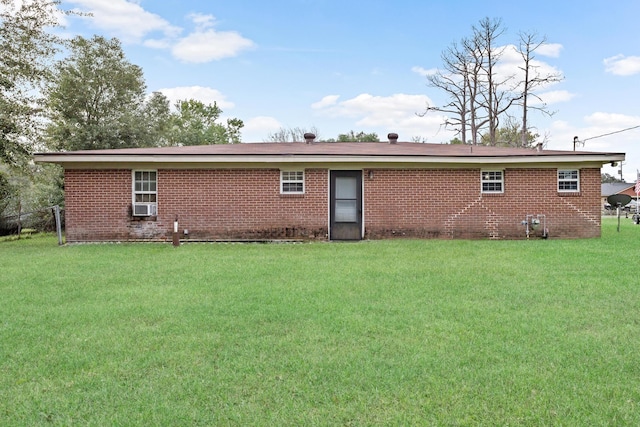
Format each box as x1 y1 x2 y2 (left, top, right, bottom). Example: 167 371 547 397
601 173 623 183
0 161 66 235
335 131 380 142
0 167 30 233
266 128 382 143
167 99 243 145
0 0 71 166
224 117 244 144
0 0 75 233
140 91 172 147
45 35 148 151
45 35 243 150
0 166 14 216
0 172 14 234
480 117 538 148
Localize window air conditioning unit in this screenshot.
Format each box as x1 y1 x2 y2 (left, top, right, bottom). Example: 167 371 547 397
133 203 156 216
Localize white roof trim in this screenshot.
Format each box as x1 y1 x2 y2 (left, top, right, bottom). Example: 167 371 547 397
34 153 625 166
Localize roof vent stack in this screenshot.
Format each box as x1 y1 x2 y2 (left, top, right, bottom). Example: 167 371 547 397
536 142 543 152
387 133 398 144
303 133 316 144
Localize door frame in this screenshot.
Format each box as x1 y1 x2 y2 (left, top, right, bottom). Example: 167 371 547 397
328 170 363 241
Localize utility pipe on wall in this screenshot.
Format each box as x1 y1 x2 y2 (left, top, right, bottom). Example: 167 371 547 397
173 217 180 247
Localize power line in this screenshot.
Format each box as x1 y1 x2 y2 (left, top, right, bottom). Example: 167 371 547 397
582 125 640 142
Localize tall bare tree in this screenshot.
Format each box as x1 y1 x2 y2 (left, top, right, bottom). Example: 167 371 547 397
471 17 524 146
460 34 490 145
264 126 321 142
421 18 515 145
421 36 496 145
420 42 471 143
516 31 563 147
420 18 561 147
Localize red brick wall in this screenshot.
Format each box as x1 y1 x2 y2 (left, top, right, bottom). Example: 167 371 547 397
65 169 132 242
64 167 601 242
159 169 328 240
363 168 601 239
64 168 328 242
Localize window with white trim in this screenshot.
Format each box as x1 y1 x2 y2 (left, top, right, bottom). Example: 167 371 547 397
280 170 304 194
132 170 157 216
481 170 504 193
558 169 579 192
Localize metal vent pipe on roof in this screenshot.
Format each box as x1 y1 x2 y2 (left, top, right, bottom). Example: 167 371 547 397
303 133 315 144
387 133 398 144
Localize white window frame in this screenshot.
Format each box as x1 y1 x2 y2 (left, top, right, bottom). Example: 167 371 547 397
280 170 305 194
481 170 504 194
132 170 158 216
558 169 580 192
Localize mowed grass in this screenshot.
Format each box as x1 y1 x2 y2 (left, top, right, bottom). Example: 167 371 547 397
1 218 640 426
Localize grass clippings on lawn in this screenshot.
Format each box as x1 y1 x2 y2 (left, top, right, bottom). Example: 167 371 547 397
1 217 639 425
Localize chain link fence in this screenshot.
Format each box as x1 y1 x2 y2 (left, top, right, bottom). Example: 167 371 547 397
0 205 64 244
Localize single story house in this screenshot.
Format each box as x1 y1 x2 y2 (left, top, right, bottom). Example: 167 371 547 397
34 134 624 242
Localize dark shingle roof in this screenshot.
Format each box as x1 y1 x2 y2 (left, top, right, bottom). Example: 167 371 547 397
602 182 635 196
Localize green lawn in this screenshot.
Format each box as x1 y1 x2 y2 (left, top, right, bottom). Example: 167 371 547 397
1 217 639 426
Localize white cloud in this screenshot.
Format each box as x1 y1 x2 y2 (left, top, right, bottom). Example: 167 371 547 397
142 38 171 49
534 90 575 105
312 93 451 141
604 55 640 76
411 66 438 77
158 86 235 110
170 13 255 63
66 1 254 63
547 112 640 182
584 112 640 128
537 43 563 58
548 112 640 152
335 93 428 118
311 95 340 109
189 12 215 29
493 45 524 79
66 0 181 43
242 116 283 142
171 30 254 63
495 45 563 91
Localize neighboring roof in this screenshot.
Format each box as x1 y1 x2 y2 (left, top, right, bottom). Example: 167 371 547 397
602 182 633 196
34 141 625 169
602 182 637 197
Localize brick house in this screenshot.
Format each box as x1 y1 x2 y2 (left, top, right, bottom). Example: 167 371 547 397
35 135 624 242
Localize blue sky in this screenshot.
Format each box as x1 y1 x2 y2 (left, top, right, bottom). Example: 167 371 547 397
58 0 640 181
